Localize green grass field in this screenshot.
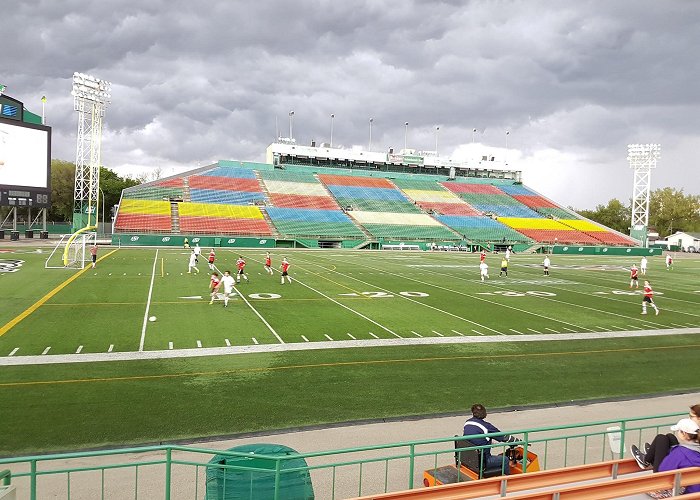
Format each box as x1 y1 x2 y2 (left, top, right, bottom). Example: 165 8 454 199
1 246 699 456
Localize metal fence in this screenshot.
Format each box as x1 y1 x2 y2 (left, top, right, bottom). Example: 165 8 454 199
0 411 683 500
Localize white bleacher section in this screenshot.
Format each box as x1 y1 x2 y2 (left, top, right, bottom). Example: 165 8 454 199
349 211 445 226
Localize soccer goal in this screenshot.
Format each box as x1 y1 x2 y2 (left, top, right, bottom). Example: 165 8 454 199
45 232 97 269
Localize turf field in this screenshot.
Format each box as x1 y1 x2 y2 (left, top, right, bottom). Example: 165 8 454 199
1 246 699 455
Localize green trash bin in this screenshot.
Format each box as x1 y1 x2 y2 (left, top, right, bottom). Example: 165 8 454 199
205 444 314 500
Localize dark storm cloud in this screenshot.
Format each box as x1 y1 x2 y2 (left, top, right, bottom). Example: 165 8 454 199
3 0 699 206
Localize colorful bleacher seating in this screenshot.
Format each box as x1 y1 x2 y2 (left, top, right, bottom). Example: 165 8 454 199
266 207 365 238
392 179 481 216
436 215 532 243
178 202 272 235
114 199 172 232
260 170 340 210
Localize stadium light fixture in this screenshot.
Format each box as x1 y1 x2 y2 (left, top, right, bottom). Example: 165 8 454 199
368 118 373 151
288 110 294 140
472 128 477 144
435 126 440 155
41 95 46 124
404 122 409 150
627 143 661 234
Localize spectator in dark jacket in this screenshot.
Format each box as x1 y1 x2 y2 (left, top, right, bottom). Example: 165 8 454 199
463 403 519 474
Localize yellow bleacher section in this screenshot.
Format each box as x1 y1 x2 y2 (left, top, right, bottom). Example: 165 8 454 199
497 217 572 230
178 202 264 220
118 199 171 216
559 219 606 232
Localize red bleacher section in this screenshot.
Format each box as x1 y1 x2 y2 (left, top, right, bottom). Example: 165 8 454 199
269 193 340 210
512 195 560 209
179 217 272 235
515 229 602 244
154 178 184 188
115 214 171 232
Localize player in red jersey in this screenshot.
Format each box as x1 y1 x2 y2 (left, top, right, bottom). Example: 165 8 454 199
642 280 659 315
209 272 221 304
208 249 216 271
629 264 639 289
480 250 486 262
264 252 273 275
236 255 249 283
280 257 292 285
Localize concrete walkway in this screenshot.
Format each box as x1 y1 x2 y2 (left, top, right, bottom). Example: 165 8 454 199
3 391 699 499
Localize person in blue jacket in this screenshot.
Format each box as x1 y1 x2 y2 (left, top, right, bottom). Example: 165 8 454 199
648 418 700 499
463 403 519 475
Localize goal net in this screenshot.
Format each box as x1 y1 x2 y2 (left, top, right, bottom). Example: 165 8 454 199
45 232 97 269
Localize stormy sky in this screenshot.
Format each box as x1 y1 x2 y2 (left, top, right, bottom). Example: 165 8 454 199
4 0 699 209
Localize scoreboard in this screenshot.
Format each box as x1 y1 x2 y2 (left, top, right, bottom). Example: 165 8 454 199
0 117 51 208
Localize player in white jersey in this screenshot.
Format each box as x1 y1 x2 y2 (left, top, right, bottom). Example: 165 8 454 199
479 261 489 281
220 271 236 307
543 256 551 276
187 250 199 274
193 243 202 263
640 256 648 275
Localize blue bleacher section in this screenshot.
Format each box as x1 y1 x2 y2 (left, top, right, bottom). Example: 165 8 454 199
436 215 532 242
469 204 543 218
498 184 536 195
202 167 257 179
326 185 410 202
190 188 265 205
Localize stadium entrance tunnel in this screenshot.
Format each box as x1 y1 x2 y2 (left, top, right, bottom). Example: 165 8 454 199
206 444 314 499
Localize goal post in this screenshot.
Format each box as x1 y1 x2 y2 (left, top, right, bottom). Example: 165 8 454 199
45 231 97 269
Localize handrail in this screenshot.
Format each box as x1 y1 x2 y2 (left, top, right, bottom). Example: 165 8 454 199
0 469 9 486
352 464 700 500
352 458 640 499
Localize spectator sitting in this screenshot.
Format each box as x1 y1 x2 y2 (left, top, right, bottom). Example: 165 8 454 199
463 403 519 475
632 404 700 472
646 417 700 499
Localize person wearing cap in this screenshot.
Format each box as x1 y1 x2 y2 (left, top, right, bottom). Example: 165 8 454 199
631 404 700 472
462 403 520 475
647 417 700 498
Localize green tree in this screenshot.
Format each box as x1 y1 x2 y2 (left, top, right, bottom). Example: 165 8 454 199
47 159 76 222
46 160 141 222
577 198 631 234
648 188 700 237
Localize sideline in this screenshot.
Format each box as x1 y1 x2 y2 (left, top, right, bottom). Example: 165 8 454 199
0 249 119 338
138 249 159 351
0 327 698 366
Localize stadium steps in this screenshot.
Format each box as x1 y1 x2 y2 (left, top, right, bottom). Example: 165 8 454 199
170 201 180 234
182 177 191 202
259 207 281 237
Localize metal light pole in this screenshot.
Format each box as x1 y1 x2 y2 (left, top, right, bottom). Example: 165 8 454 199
41 95 46 124
368 118 373 151
435 126 440 155
404 122 408 150
330 113 335 147
472 128 477 144
505 130 510 165
288 110 294 139
98 187 105 235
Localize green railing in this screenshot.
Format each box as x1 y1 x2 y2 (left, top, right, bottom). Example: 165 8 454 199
0 411 684 500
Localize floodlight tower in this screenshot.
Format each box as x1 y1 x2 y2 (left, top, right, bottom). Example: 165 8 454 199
627 143 660 246
62 73 110 265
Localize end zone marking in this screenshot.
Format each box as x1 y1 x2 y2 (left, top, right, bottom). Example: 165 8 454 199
0 249 119 338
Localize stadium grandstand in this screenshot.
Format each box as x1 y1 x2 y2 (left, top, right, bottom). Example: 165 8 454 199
112 141 638 250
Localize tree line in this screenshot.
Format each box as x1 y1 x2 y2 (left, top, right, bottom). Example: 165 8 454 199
574 188 700 238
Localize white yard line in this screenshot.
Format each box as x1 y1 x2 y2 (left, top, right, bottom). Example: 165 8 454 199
472 330 485 336
527 328 541 334
108 344 114 353
236 289 284 344
168 342 173 350
9 348 19 356
224 338 231 347
75 345 83 354
4 328 698 366
411 331 423 337
347 333 356 340
432 330 444 337
41 347 51 355
510 329 524 335
139 249 159 352
368 332 379 339
196 340 202 348
301 335 309 342
324 334 334 341
252 337 259 345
